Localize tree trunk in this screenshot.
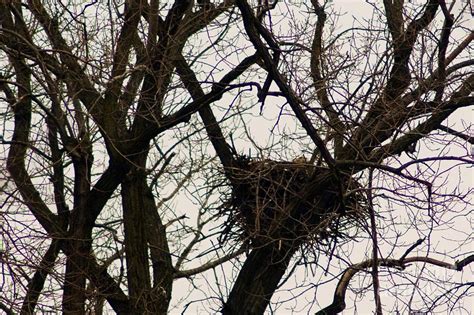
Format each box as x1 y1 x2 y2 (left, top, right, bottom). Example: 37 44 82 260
63 237 91 314
121 152 173 314
223 242 298 315
63 149 92 314
122 170 153 313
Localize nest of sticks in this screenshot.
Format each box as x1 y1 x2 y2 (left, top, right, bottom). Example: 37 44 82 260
224 156 368 248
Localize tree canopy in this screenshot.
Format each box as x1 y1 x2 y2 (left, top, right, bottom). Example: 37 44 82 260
0 0 473 314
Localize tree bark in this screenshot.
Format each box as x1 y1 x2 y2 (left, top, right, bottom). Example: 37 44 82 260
121 151 173 314
63 153 93 314
121 157 153 313
223 242 297 315
21 240 61 314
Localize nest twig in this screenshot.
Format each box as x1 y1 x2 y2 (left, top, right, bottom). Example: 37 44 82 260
223 156 367 248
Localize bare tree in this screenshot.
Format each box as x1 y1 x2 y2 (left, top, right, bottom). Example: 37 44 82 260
0 0 472 314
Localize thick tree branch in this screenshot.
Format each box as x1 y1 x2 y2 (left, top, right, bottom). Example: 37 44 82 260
132 53 260 152
236 0 336 168
3 47 60 237
309 1 344 157
173 54 238 171
369 75 474 162
434 0 454 101
317 253 474 315
21 240 61 314
101 0 145 142
346 0 440 157
104 0 144 105
383 0 404 40
175 247 246 278
0 303 14 315
27 0 103 117
85 254 131 314
438 125 474 144
445 31 474 65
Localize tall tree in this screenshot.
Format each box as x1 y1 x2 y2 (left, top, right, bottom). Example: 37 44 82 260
1 0 472 314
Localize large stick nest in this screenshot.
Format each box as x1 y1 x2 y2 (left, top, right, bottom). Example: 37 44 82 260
224 156 368 248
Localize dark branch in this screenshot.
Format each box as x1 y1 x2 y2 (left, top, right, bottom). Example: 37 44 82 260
317 254 472 315
438 125 474 144
236 0 336 168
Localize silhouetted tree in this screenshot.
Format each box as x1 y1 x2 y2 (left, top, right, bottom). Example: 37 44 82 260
1 1 472 314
